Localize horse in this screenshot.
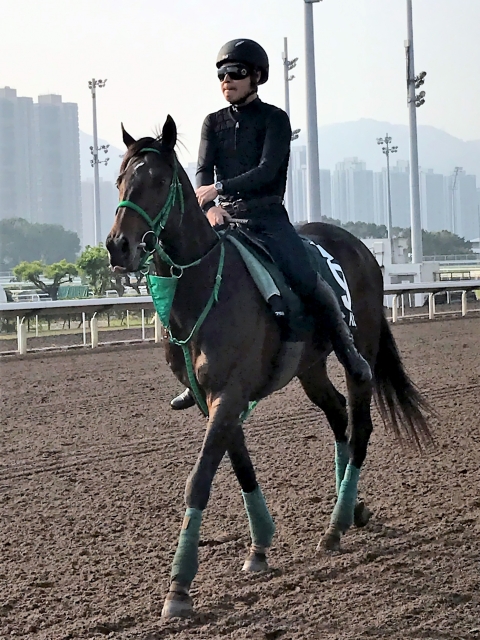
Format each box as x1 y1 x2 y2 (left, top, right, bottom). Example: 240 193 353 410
106 115 432 619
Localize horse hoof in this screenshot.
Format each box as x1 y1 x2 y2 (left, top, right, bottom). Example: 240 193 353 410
354 501 373 528
317 527 342 553
161 591 193 619
242 551 269 572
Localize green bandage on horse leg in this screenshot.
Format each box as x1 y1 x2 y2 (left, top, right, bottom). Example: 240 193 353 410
170 508 203 584
242 486 276 549
330 463 360 531
335 441 350 495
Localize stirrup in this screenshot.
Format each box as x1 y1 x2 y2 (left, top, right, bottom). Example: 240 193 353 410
170 389 195 410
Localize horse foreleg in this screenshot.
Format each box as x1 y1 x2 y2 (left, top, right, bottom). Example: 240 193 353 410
161 397 244 619
228 425 275 572
320 380 374 551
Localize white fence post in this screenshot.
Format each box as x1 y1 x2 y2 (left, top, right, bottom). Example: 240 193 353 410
82 312 87 345
154 313 162 343
35 315 39 337
17 316 27 355
461 291 467 316
90 313 98 348
391 295 398 323
428 293 435 320
141 308 146 340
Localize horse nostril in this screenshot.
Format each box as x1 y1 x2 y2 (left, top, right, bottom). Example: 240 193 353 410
120 236 129 255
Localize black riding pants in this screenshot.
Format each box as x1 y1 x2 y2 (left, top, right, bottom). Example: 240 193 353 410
245 205 318 300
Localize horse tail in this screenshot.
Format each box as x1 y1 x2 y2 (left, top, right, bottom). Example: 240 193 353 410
374 314 433 448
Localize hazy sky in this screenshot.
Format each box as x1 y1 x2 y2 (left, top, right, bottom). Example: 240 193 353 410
3 0 479 165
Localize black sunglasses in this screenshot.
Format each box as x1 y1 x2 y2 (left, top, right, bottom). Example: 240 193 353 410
217 64 250 82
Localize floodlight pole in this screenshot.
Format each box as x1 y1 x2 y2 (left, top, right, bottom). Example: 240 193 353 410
88 78 109 246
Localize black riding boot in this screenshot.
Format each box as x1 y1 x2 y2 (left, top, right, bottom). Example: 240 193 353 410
170 388 195 410
307 275 372 384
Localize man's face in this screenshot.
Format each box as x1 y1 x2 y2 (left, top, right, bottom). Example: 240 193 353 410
217 63 254 104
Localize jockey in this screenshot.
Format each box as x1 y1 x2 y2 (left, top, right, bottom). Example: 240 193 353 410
170 38 371 410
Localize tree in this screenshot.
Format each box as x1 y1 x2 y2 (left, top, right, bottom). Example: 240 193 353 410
0 218 81 271
316 216 388 239
342 220 388 239
77 245 147 297
397 228 473 256
13 260 78 300
77 245 112 296
421 230 473 256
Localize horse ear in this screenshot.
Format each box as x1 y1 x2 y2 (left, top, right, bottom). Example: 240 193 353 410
161 115 177 151
121 123 136 148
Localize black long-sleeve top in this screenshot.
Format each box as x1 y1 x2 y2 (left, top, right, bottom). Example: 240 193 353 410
196 97 292 212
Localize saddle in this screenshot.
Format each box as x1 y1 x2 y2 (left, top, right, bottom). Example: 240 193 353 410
223 224 356 341
223 226 307 342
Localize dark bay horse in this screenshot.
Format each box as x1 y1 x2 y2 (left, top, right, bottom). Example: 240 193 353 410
106 115 432 619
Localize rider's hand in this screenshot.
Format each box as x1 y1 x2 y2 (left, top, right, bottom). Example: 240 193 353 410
206 206 229 227
196 184 218 208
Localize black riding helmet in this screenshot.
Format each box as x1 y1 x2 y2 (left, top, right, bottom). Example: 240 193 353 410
216 39 269 85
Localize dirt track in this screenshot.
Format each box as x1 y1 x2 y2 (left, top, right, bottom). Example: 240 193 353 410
1 318 479 640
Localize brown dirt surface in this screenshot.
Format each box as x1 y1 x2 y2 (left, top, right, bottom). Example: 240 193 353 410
1 317 479 640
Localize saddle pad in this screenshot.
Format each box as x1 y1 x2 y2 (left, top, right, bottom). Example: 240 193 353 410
302 238 356 328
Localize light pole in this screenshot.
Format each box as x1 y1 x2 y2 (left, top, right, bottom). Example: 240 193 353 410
282 37 300 221
304 0 322 222
451 166 462 234
405 0 426 264
377 135 398 264
88 78 109 246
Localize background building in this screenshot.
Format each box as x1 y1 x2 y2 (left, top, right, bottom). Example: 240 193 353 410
0 87 81 238
0 87 36 222
332 158 374 224
81 179 118 247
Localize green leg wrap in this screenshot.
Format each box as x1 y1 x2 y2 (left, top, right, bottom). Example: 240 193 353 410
330 463 360 531
242 486 276 548
171 508 203 584
335 441 350 495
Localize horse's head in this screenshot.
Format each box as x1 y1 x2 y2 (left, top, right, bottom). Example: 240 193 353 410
106 115 181 273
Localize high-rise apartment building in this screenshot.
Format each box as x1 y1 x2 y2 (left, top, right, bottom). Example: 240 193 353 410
420 169 447 232
332 158 374 224
290 146 331 223
34 94 82 236
290 146 307 223
373 161 410 230
319 169 332 220
81 179 118 247
446 170 478 240
0 87 36 221
0 87 81 238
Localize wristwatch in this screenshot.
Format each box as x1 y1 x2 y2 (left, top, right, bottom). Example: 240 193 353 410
214 181 224 196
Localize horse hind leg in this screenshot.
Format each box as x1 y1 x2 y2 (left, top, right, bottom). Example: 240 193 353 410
320 375 374 551
299 361 372 552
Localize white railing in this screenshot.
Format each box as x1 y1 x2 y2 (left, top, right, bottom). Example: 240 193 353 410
1 281 479 356
384 280 480 323
423 254 480 263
